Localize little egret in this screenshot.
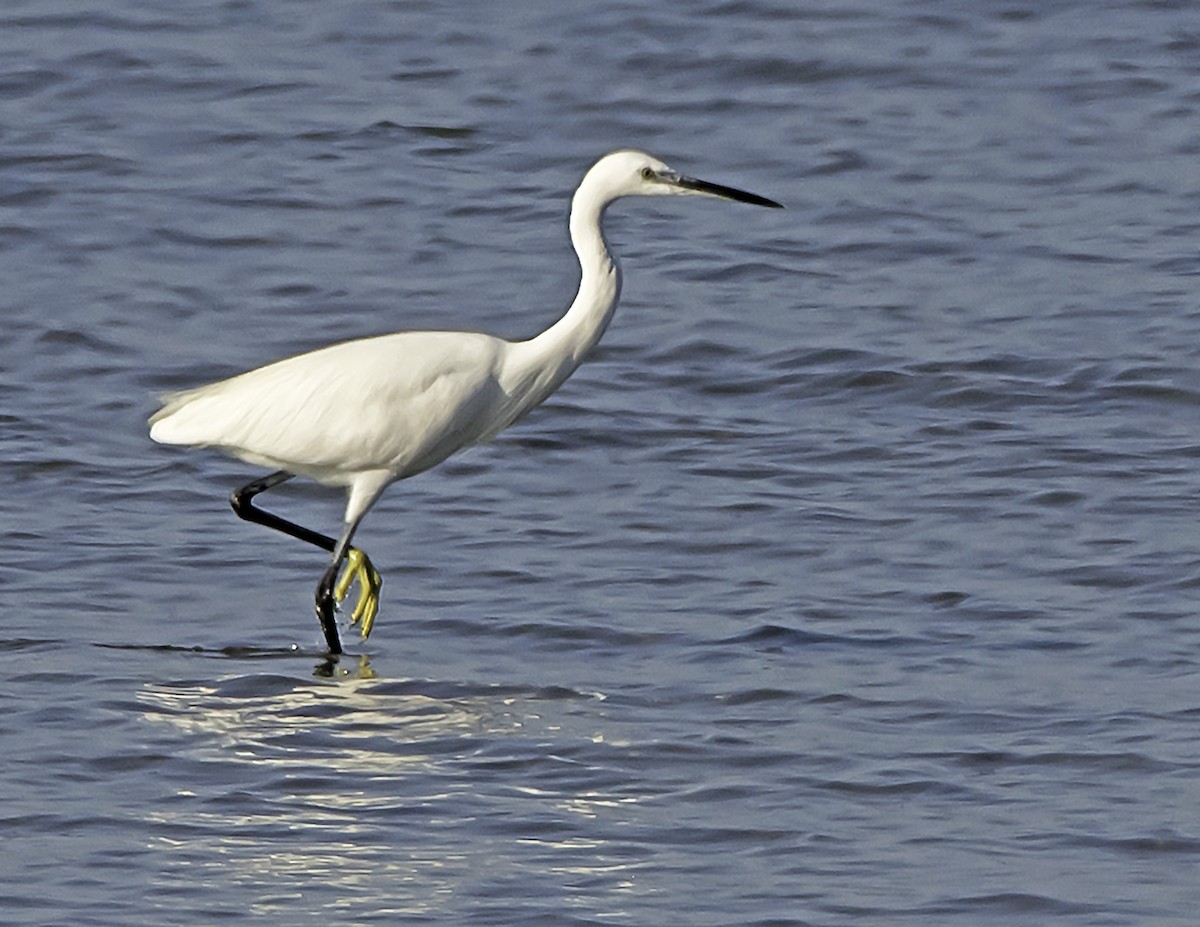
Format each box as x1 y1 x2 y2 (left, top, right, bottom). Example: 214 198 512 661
150 149 781 654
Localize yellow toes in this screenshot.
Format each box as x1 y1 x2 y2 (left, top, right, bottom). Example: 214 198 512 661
334 547 383 639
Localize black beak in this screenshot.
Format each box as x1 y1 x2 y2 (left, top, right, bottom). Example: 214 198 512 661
673 173 783 208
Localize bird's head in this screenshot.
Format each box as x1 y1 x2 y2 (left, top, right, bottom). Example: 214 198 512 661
578 149 782 210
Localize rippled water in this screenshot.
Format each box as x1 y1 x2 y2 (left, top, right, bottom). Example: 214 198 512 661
4 1 1200 924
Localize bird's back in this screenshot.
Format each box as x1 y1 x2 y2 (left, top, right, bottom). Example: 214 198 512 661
150 331 521 484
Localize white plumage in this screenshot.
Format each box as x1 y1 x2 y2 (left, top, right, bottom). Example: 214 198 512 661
153 332 514 481
150 149 781 654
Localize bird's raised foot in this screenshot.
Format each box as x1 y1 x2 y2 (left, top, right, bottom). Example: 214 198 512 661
334 547 383 639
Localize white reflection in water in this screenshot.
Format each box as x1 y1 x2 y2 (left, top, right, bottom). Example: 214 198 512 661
137 664 511 779
136 666 639 916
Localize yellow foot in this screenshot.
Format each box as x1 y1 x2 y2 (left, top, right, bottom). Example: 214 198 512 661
333 547 383 639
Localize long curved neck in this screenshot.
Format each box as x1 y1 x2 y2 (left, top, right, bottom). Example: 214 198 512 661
504 185 621 406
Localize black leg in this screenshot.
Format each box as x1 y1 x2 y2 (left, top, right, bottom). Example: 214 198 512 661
230 470 344 654
315 556 344 646
231 471 336 552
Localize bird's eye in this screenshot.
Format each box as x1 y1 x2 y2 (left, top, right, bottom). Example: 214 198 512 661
640 166 655 180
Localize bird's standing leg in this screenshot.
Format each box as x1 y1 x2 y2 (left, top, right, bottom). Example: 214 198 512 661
319 471 392 643
315 520 382 649
230 471 382 654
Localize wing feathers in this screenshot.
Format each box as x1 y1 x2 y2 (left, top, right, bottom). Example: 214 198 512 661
149 331 515 479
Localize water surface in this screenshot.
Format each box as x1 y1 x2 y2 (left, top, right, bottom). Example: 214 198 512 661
3 1 1200 924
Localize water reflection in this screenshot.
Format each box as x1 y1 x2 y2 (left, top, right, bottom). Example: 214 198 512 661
136 664 637 916
137 662 524 779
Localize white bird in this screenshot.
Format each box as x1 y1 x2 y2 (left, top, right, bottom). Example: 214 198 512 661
150 149 781 654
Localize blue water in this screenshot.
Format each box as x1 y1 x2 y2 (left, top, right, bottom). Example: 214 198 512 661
4 1 1200 924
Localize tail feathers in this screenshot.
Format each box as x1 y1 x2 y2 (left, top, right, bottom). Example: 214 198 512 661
148 387 216 446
